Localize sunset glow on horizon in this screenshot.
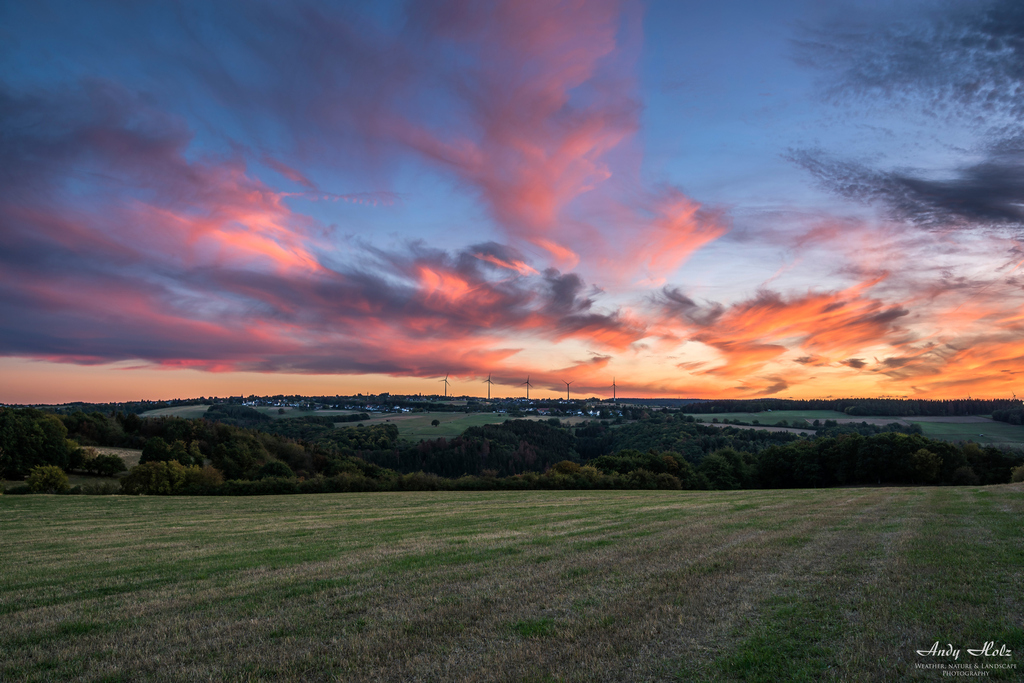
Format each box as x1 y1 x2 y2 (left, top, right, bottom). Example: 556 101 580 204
3 0 1023 404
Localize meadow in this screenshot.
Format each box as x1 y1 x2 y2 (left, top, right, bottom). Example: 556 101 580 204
137 405 212 420
2 486 1021 681
360 412 592 441
907 420 1024 447
685 410 851 424
686 410 1024 448
138 406 364 420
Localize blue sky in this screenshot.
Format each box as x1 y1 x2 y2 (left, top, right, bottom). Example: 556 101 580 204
2 0 1022 402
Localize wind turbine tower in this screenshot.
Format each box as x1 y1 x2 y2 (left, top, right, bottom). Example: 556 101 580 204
522 376 533 400
484 373 494 400
611 377 617 402
563 380 573 401
440 373 451 398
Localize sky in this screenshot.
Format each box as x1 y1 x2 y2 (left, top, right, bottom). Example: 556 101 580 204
2 0 1023 403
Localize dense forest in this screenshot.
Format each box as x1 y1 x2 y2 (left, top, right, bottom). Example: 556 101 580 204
2 404 1022 496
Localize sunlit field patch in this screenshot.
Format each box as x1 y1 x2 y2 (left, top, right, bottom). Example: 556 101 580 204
2 486 1022 681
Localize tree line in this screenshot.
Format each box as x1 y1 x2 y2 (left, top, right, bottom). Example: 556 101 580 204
2 406 1022 496
683 397 1020 417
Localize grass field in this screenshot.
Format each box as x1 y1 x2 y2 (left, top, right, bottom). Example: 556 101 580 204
138 405 365 420
250 407 365 419
361 412 592 442
685 410 851 424
138 405 212 419
2 486 1021 681
686 411 1024 448
909 420 1024 447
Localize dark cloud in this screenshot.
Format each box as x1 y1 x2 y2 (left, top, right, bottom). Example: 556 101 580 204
789 147 1024 229
844 358 866 369
793 0 1024 121
791 1 1024 232
658 287 725 326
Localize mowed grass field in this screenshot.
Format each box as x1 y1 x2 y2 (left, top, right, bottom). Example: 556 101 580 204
2 486 1022 681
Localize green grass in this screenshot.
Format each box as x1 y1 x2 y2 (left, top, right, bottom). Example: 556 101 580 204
361 412 589 441
685 410 850 425
3 486 1021 681
138 405 212 419
250 406 364 419
910 420 1024 446
685 411 1024 447
139 405 366 420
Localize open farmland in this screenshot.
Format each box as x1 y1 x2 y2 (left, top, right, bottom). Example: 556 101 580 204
687 410 1024 447
251 407 364 419
138 405 212 420
685 410 852 424
2 486 1022 681
908 419 1024 447
360 412 593 441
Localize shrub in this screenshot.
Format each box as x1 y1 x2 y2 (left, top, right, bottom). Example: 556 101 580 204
257 460 295 479
139 436 173 464
91 454 128 477
26 465 70 494
82 481 121 495
190 465 224 487
550 460 581 475
626 468 658 489
1011 464 1024 483
398 471 447 491
121 460 193 495
952 466 980 486
699 453 740 490
911 448 942 483
655 472 682 490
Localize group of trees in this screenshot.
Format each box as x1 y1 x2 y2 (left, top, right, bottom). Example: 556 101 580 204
993 407 1024 425
3 403 1023 496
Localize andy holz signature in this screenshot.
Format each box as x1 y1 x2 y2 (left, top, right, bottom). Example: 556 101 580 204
917 642 1013 660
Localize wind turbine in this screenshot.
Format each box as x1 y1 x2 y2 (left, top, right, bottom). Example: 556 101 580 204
611 377 617 402
522 375 533 400
563 379 573 401
484 373 494 400
440 373 450 398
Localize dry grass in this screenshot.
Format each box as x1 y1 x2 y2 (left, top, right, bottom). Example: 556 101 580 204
2 486 1022 681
